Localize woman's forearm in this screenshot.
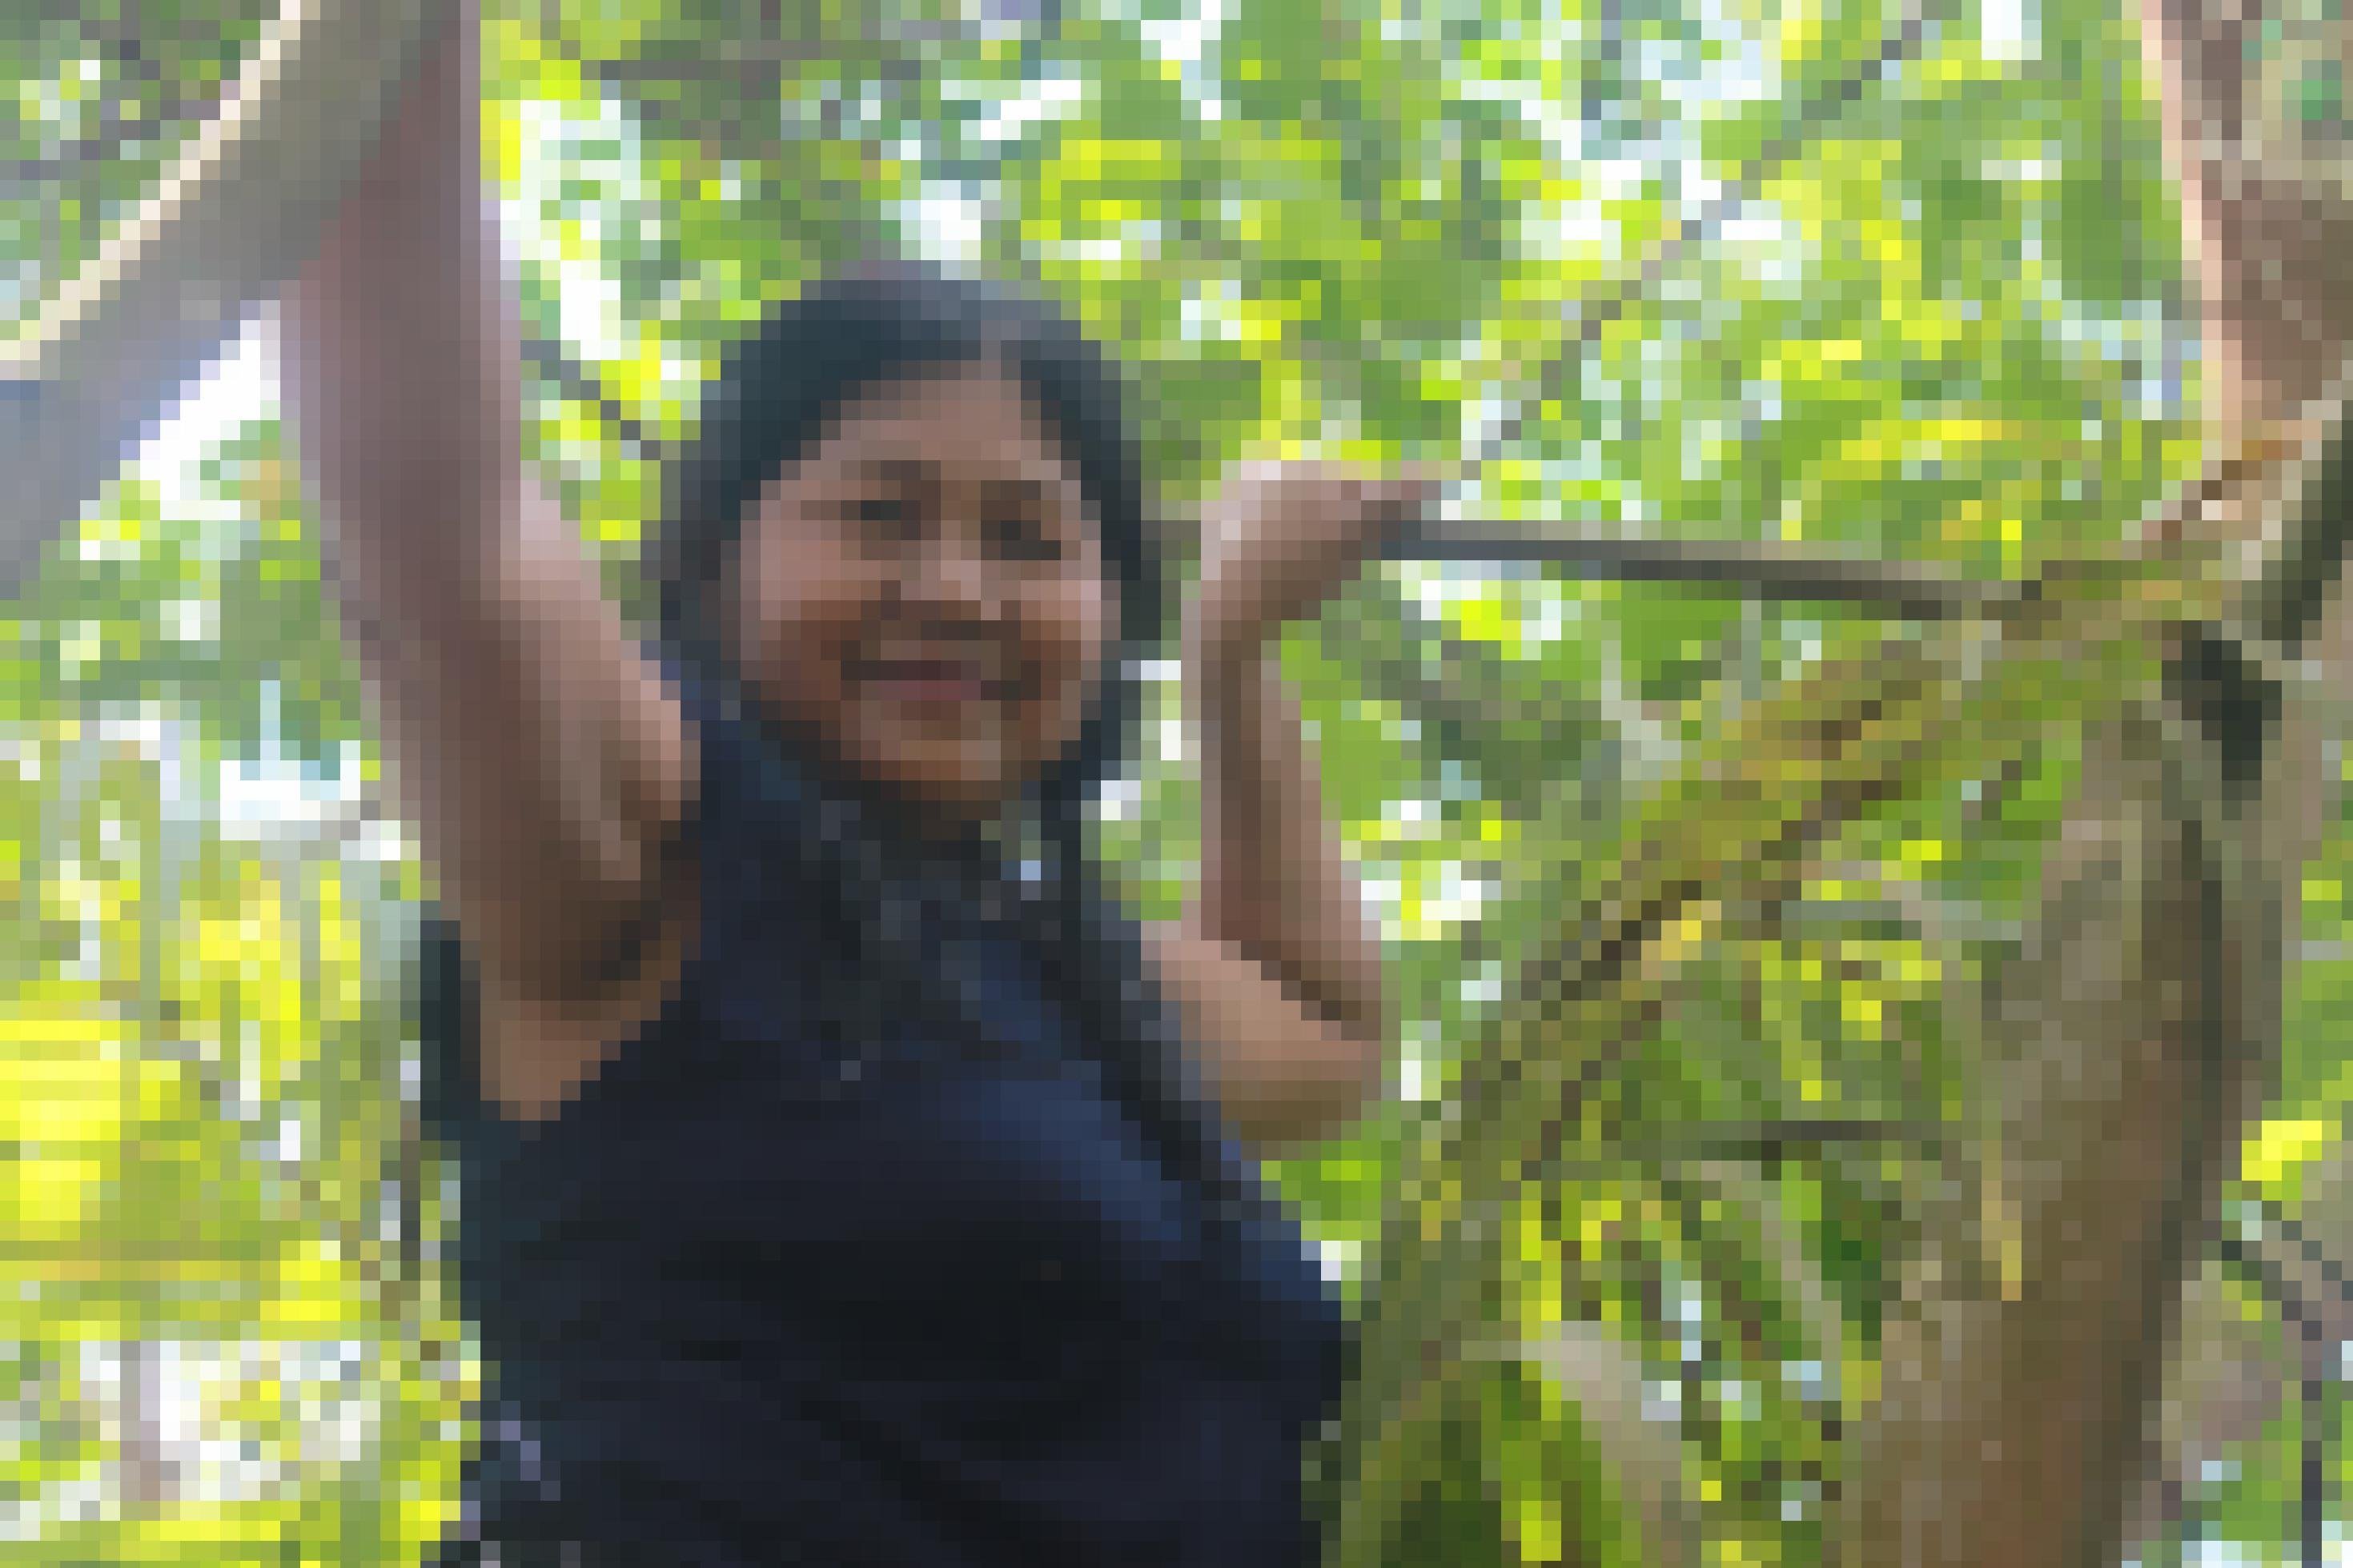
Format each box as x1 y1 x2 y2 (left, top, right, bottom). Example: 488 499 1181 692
276 3 689 1005
1179 626 1390 1054
279 0 520 617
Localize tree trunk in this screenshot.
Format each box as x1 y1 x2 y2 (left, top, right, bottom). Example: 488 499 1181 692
1841 684 2284 1566
1841 393 2353 1565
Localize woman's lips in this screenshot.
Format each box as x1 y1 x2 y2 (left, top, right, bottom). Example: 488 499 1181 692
857 663 1005 705
870 675 983 704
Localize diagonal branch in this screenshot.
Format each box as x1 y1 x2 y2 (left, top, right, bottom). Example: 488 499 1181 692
1531 0 1958 417
519 335 665 459
1387 515 2022 620
0 0 446 604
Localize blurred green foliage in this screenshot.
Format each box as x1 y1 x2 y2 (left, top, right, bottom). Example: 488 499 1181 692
2 0 2349 1562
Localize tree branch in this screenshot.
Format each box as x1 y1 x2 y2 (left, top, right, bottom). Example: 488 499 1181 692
0 0 447 602
1529 0 1959 419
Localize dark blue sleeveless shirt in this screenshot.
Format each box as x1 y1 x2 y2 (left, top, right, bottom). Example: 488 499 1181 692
419 663 1354 1566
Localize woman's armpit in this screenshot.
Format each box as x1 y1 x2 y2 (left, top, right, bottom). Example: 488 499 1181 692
473 857 704 1125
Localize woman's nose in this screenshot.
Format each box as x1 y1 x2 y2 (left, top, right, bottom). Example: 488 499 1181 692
897 529 1002 615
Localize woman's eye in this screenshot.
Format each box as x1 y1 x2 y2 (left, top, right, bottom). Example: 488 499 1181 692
853 498 914 536
989 515 1062 561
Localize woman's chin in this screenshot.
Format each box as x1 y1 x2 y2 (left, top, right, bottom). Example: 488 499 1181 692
859 754 1018 831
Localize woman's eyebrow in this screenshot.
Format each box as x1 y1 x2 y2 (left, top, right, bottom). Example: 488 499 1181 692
849 457 1062 506
851 457 932 487
978 475 1056 507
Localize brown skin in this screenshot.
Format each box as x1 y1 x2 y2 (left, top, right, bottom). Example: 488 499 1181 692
722 371 1413 1157
1156 461 1439 1152
283 2 701 1120
723 361 1111 836
281 0 1402 1142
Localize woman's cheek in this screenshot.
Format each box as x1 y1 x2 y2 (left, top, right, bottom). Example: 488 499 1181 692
1038 641 1108 768
752 601 863 748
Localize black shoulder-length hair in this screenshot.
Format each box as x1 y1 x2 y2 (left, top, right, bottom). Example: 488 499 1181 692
640 255 1254 1219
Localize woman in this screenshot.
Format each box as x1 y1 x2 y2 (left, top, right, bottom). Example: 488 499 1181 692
279 4 1424 1565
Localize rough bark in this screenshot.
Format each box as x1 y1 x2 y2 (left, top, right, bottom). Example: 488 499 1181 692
1841 685 2287 1567
1837 369 2353 1568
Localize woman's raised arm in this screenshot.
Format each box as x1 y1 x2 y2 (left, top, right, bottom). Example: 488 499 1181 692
278 2 695 1096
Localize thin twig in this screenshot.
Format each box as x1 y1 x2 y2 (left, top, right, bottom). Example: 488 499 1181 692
520 335 665 459
1528 0 1959 420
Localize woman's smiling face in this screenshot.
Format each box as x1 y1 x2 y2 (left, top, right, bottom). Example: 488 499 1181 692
725 358 1114 832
